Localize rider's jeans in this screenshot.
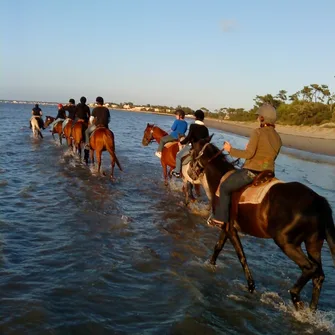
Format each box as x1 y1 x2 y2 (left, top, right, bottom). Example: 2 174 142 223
85 125 96 145
213 169 255 223
174 144 191 173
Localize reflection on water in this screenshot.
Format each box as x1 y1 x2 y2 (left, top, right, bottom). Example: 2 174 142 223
0 104 334 334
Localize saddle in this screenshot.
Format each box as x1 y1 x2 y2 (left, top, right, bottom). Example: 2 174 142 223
216 170 283 204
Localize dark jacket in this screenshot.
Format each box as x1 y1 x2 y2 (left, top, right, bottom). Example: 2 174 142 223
180 121 209 145
75 103 90 121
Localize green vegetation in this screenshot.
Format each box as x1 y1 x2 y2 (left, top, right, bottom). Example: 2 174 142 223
108 84 335 126
205 84 335 125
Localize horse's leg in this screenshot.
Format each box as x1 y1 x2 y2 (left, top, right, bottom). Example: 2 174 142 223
229 226 255 293
97 150 102 174
195 184 201 197
186 182 195 203
90 149 94 165
274 239 317 310
305 239 324 311
110 153 115 179
59 133 62 145
162 162 168 186
209 229 228 265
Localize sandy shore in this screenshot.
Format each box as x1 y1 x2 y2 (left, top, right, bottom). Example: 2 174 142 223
204 119 335 157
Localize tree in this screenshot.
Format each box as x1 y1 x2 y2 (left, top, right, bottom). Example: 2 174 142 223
276 90 287 102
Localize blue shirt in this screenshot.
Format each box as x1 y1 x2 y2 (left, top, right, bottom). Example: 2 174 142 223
170 119 188 139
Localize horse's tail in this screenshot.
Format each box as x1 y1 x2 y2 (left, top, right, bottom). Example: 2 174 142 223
103 130 123 171
320 196 335 266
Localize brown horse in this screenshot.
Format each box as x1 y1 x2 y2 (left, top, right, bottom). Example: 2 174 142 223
72 119 87 159
63 119 73 147
84 127 122 179
142 123 178 185
191 137 335 311
44 116 63 144
141 123 204 204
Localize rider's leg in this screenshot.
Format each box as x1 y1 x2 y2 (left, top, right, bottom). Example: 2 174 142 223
157 135 176 153
213 169 255 223
173 145 191 174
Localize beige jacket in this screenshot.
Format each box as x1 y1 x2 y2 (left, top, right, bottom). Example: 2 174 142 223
230 126 282 172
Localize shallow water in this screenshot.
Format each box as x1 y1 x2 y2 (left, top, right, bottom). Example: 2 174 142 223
0 103 335 335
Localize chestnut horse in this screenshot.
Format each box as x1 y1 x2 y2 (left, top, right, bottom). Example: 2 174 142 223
44 116 63 144
141 123 206 204
191 137 335 311
141 123 178 185
84 127 122 179
72 120 87 159
63 119 73 147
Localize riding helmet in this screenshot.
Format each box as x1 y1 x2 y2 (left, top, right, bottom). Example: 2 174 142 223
69 98 75 104
256 104 277 124
96 96 104 105
80 96 87 104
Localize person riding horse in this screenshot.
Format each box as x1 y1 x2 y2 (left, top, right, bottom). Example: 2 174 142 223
172 109 209 178
62 98 76 132
30 103 45 129
155 109 188 158
72 96 90 129
84 96 110 150
208 103 282 226
48 103 66 130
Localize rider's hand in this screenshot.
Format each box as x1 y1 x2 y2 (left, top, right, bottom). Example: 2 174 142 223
223 141 231 153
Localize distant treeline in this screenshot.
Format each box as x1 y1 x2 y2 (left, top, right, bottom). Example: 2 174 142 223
112 83 335 126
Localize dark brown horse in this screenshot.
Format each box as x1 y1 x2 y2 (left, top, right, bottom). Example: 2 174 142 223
72 119 87 159
44 116 63 144
84 127 122 179
191 137 335 311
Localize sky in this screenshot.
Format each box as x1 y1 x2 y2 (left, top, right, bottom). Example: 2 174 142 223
1 0 335 110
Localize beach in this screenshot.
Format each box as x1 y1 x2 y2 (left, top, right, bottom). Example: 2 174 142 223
204 119 335 157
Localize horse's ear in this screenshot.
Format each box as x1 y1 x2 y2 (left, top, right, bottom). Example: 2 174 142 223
204 134 214 143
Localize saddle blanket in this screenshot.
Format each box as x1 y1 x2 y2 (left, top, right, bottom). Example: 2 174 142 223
215 170 284 204
238 179 284 204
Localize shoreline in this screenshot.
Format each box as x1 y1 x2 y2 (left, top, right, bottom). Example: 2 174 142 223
112 108 335 157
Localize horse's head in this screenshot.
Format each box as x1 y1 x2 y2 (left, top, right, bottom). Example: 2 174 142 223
191 135 236 178
142 123 155 146
44 116 55 128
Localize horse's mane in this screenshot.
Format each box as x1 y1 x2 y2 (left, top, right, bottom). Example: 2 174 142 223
199 140 240 171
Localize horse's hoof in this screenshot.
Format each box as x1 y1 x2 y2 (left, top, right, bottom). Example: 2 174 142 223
248 281 255 293
294 301 305 311
102 171 107 176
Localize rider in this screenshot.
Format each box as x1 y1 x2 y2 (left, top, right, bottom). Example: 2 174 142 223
72 96 90 130
62 98 76 132
31 103 45 129
208 104 282 226
172 109 209 178
84 96 110 149
155 109 188 158
49 104 66 130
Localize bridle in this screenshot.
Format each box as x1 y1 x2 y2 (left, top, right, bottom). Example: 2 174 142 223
189 142 226 179
145 125 156 144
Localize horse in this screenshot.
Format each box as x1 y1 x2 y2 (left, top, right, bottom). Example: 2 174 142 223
72 119 87 159
63 119 73 147
191 137 335 311
30 116 43 139
84 126 122 179
141 123 207 204
44 116 63 145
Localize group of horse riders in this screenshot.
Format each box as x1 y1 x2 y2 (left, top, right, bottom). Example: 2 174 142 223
154 104 282 228
31 96 111 149
29 101 335 311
